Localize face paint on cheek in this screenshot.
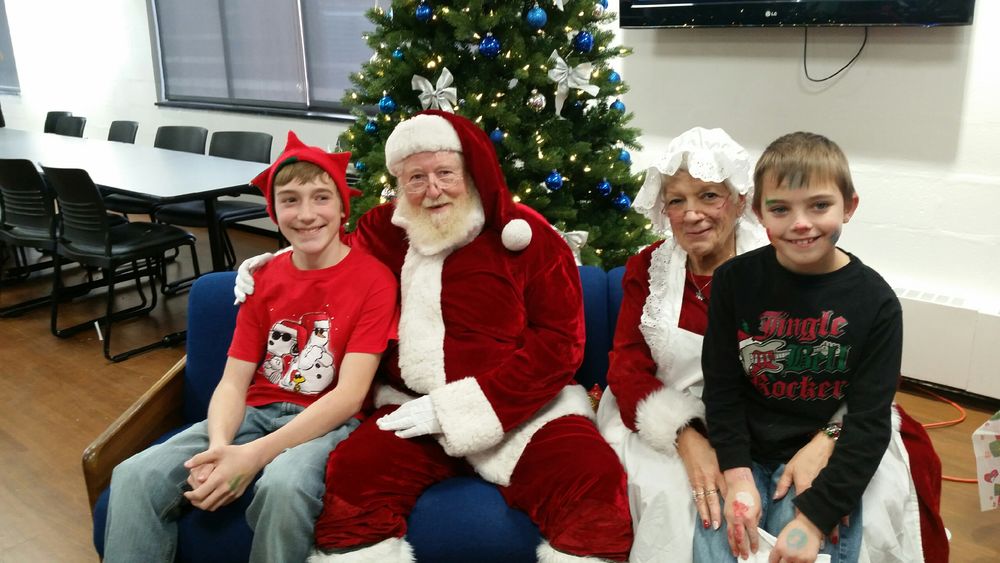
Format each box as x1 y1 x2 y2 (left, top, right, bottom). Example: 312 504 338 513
830 227 842 245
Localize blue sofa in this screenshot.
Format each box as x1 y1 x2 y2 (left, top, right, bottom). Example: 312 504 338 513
85 265 626 562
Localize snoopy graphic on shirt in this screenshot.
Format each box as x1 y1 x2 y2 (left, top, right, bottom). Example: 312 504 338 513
259 312 337 394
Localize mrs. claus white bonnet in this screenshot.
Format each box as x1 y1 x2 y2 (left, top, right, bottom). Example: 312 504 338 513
632 127 754 235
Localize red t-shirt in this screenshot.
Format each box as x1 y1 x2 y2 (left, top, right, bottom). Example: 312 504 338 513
228 249 399 409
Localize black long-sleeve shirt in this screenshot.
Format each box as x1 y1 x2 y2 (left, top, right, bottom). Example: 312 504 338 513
702 245 901 534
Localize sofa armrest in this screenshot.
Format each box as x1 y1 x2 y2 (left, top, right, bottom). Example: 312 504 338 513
83 356 187 513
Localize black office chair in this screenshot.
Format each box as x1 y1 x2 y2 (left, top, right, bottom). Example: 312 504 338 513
44 111 72 133
41 165 201 362
154 125 209 154
103 125 210 217
53 115 87 138
153 131 273 269
0 159 60 314
107 120 138 144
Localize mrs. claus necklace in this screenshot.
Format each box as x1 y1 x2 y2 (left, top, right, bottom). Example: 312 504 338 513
688 268 712 302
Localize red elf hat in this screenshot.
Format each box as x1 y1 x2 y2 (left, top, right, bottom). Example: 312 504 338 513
250 131 360 222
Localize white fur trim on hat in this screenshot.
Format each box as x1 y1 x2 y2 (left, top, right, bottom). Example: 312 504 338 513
635 385 705 457
501 218 532 251
308 537 414 563
537 540 615 562
384 114 462 176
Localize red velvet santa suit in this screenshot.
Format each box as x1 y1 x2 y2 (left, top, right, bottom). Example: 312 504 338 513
312 111 632 562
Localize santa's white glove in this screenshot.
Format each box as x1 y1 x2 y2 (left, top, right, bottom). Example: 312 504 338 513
233 249 287 304
376 396 442 439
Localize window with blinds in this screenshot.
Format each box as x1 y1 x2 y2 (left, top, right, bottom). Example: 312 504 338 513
0 0 20 94
150 0 374 115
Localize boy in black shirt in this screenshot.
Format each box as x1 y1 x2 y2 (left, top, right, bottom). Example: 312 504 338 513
696 132 901 563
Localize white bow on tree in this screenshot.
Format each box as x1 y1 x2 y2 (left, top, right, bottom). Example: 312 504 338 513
547 50 600 117
556 228 589 265
412 67 458 112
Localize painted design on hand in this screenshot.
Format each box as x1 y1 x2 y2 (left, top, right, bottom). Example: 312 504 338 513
733 490 756 518
227 474 245 493
787 528 808 551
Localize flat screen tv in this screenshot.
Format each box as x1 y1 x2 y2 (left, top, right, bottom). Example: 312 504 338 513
620 1 977 28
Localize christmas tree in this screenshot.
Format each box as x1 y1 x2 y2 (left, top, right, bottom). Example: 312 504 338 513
339 0 655 268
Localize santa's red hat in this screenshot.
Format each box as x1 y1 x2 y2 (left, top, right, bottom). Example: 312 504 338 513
250 131 360 222
384 110 532 251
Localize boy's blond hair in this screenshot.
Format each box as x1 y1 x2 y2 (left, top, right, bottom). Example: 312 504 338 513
752 132 855 213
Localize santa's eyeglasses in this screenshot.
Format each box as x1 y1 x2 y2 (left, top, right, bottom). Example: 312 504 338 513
402 168 463 194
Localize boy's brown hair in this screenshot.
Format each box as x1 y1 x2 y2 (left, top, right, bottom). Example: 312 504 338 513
752 132 855 213
273 161 332 190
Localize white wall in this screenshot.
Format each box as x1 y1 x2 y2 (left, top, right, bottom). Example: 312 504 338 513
0 0 349 159
3 1 998 333
613 1 1000 313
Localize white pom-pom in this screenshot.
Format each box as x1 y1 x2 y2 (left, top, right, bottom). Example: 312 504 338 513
501 219 532 251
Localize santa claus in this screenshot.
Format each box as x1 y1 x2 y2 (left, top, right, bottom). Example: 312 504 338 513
237 110 633 562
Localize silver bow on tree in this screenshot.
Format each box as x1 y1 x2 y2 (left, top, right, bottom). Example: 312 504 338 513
547 50 600 117
556 228 589 266
412 67 458 113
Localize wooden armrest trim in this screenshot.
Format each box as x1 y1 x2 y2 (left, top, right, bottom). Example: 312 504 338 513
83 356 188 512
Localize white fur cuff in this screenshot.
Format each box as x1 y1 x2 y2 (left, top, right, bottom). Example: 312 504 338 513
308 537 414 563
537 540 616 562
635 386 705 457
430 377 505 457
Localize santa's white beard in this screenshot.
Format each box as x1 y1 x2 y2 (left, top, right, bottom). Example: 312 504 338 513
393 186 485 255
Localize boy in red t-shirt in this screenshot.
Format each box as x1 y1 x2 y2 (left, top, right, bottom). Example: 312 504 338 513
104 132 398 563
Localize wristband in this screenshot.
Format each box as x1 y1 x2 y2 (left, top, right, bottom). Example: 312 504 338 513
819 422 842 441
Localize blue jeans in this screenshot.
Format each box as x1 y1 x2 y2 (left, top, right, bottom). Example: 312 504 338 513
693 462 863 563
103 403 360 563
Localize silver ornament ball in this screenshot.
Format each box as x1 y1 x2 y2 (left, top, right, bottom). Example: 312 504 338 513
527 90 547 112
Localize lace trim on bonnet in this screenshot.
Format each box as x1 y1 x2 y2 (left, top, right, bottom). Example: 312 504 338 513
632 127 754 236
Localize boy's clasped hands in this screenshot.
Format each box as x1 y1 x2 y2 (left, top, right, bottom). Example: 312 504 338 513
182 444 264 511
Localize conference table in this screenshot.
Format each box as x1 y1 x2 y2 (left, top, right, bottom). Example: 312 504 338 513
0 128 268 272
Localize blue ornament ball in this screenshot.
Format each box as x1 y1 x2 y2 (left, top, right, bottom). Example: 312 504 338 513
378 94 397 114
354 161 367 172
572 30 594 53
391 48 404 60
364 120 378 134
608 70 621 84
526 5 548 29
618 149 631 164
613 191 632 211
489 128 504 144
610 98 626 112
545 170 564 191
599 0 609 8
597 179 612 197
415 2 432 22
479 33 501 59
